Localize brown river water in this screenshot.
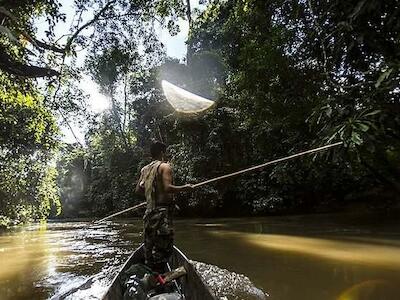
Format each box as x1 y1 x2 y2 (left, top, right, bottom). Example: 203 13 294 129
0 213 400 300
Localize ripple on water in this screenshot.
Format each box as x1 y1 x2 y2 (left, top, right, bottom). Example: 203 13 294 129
192 261 268 300
31 222 136 299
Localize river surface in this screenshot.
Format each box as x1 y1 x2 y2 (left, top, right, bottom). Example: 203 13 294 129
1 213 400 300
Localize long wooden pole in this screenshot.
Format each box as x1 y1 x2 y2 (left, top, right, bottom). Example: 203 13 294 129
95 142 342 223
94 202 146 223
192 141 343 188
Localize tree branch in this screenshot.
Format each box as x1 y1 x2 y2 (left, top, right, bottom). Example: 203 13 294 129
1 2 116 55
0 6 65 54
64 0 117 52
58 108 84 148
0 48 59 77
33 38 65 53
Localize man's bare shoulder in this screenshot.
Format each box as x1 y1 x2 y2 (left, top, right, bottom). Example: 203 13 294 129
159 162 172 173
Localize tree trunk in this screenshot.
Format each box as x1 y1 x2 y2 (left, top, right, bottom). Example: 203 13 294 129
110 94 130 150
185 0 193 66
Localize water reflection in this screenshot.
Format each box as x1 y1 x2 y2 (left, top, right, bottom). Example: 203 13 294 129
0 213 400 300
207 231 400 269
173 214 400 300
0 221 139 300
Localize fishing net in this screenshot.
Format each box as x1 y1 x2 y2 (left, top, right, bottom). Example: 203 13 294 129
161 80 215 114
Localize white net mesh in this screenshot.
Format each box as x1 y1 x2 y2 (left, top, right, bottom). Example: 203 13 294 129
161 80 215 113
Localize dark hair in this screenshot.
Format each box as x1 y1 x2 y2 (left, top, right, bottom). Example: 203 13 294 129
150 141 167 159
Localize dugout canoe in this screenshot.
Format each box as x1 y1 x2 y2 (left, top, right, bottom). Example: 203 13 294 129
102 244 217 300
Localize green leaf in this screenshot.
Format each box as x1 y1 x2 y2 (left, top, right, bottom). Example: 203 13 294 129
349 0 368 20
356 122 369 132
351 132 363 145
375 69 393 88
364 110 381 117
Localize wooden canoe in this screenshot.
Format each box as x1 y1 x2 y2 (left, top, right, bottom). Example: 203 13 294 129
102 244 217 300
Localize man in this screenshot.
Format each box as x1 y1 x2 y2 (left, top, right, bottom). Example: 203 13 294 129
135 141 192 272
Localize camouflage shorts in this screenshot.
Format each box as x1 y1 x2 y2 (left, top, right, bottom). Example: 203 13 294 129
143 207 173 270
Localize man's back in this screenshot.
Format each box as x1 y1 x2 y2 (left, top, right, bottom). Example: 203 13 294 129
136 141 192 272
139 161 173 213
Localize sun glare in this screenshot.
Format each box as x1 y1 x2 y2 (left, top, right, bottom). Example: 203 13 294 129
79 76 110 113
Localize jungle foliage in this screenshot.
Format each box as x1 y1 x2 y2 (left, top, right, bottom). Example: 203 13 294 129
0 73 60 226
1 0 399 224
0 0 187 225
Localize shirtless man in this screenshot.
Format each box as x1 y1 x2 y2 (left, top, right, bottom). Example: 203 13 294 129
135 141 192 272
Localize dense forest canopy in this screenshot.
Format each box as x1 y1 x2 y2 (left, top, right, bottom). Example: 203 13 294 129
0 0 399 226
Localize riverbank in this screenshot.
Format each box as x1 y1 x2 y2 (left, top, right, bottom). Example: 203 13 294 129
2 194 400 233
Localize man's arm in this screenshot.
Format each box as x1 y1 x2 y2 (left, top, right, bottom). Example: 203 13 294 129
135 168 145 195
160 163 192 193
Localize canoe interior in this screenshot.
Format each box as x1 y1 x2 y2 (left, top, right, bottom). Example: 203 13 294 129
102 245 217 300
